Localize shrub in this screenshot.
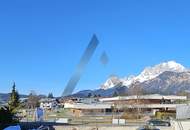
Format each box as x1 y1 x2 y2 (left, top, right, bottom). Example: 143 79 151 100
0 106 19 129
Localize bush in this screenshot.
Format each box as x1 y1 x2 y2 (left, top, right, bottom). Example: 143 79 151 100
0 106 19 129
121 109 143 119
155 111 176 120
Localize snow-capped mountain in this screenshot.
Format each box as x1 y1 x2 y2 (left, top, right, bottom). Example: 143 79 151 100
101 61 188 90
71 61 190 97
139 71 190 94
134 61 187 82
101 76 122 90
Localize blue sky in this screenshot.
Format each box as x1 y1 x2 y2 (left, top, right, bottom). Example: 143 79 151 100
0 0 190 96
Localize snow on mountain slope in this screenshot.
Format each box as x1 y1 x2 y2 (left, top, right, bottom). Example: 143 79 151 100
101 61 188 90
134 61 187 82
101 76 121 90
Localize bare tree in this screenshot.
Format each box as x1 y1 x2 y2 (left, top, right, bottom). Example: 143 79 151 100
128 82 145 119
27 91 40 109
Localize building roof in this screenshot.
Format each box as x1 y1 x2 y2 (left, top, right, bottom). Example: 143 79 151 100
39 98 57 102
117 104 187 109
64 102 187 109
99 94 187 102
64 102 111 109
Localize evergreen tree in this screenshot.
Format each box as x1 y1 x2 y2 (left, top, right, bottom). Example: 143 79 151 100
0 106 18 129
87 93 92 98
8 82 20 111
0 83 20 129
48 93 54 98
113 91 118 97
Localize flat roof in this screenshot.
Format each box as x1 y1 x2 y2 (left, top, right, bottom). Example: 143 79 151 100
117 104 187 109
64 103 112 109
64 102 187 109
99 94 187 102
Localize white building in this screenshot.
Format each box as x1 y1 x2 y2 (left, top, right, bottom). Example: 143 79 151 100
40 98 58 110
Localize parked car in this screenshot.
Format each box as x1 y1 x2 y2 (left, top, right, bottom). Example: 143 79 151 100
136 125 160 130
147 119 170 126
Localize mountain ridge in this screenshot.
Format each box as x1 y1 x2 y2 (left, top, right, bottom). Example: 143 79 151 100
101 61 188 90
72 61 190 97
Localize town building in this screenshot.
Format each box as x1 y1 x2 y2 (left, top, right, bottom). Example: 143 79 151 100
40 98 58 110
63 94 187 117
